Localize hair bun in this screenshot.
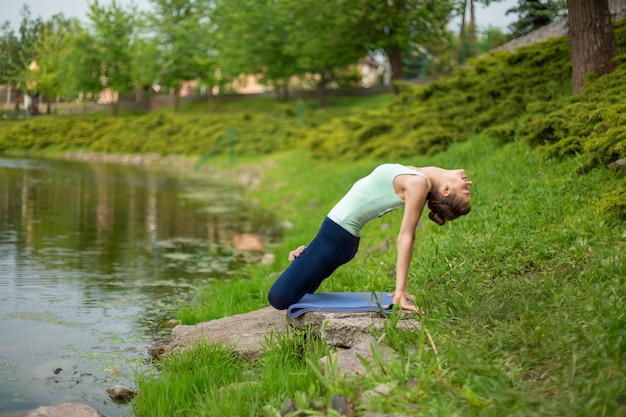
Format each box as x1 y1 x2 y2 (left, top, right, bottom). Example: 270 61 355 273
428 211 446 226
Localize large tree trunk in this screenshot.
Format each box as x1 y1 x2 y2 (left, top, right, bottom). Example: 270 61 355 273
567 0 617 94
387 45 403 83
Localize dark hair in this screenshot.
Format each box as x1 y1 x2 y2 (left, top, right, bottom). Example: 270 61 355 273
427 191 471 226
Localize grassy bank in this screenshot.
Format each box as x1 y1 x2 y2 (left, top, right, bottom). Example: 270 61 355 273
133 135 625 417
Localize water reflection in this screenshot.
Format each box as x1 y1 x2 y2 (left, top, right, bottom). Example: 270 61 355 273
0 156 276 417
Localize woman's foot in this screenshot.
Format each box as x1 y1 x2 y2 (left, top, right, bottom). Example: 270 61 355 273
288 245 307 262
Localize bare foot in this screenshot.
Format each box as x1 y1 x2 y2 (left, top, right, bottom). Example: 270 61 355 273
288 245 307 262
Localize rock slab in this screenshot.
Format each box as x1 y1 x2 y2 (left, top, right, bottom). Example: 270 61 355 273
25 403 105 417
149 306 287 361
149 306 421 363
288 311 421 348
319 338 401 377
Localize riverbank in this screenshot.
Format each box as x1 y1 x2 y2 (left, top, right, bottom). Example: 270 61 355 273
127 136 625 417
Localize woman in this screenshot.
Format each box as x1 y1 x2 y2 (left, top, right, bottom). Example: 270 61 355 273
267 163 473 313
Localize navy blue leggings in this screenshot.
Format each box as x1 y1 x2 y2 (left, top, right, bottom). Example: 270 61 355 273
268 217 360 310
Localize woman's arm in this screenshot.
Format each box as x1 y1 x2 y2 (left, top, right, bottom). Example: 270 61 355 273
392 175 429 312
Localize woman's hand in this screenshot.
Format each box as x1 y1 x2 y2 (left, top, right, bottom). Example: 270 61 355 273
288 245 307 262
388 291 424 314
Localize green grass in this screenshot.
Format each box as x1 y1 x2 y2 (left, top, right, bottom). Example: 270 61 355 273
133 135 625 417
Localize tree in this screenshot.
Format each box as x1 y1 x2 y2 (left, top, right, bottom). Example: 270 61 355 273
61 25 104 106
283 0 369 107
507 0 566 38
566 0 617 94
0 21 20 106
213 0 367 106
212 0 300 102
360 0 455 83
457 0 478 63
12 4 45 114
86 0 137 116
129 35 162 102
148 0 215 113
25 14 76 114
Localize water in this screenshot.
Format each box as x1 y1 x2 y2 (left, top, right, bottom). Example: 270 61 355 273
0 156 275 417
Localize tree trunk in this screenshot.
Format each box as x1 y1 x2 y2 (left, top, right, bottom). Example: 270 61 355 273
566 0 617 94
27 93 40 116
6 81 11 107
111 99 119 117
387 45 403 83
458 0 467 64
468 0 477 57
173 86 181 113
273 81 289 102
207 86 218 113
317 70 332 109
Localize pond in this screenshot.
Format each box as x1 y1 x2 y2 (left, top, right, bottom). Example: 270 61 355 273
0 155 277 417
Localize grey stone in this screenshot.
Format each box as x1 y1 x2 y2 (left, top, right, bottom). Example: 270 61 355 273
106 384 136 402
280 398 296 416
25 403 105 417
319 338 400 377
331 393 356 416
149 306 286 362
360 382 396 402
149 306 420 367
288 311 420 348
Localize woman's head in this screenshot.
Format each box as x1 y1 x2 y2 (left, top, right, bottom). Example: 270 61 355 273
427 169 472 226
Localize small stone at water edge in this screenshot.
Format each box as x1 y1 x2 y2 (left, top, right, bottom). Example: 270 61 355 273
106 385 136 402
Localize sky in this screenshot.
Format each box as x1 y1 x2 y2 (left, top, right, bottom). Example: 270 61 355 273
1 0 520 32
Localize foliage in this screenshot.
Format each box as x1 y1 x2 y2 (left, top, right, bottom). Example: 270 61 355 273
211 0 304 100
359 0 455 80
60 26 102 100
213 0 373 106
302 33 571 159
0 95 392 155
25 15 73 103
0 0 533 111
0 21 20 87
34 1 141 116
148 0 216 113
516 18 626 174
285 0 369 102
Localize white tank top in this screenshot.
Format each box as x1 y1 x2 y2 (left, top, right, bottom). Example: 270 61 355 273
327 164 430 236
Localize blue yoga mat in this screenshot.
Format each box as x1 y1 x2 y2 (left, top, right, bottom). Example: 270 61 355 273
287 292 394 318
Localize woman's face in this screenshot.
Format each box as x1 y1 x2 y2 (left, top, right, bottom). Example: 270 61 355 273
447 169 473 204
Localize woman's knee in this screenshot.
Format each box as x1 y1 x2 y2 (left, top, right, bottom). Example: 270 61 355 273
267 286 294 310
